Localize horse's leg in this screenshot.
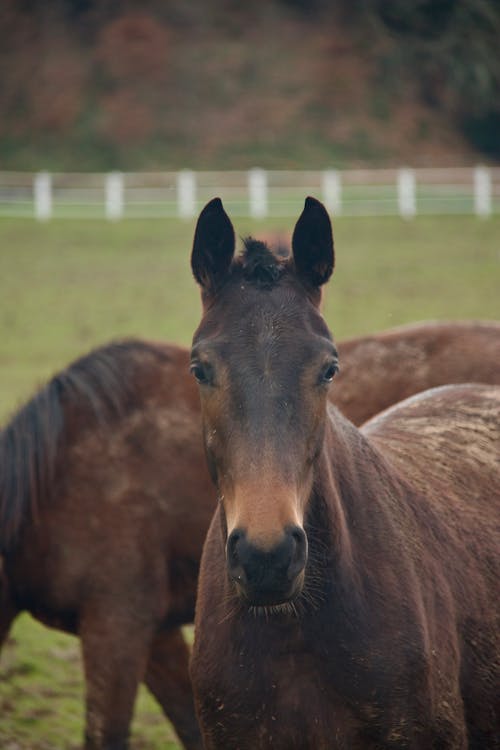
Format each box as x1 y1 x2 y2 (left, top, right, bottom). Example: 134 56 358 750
0 566 18 649
144 627 203 750
0 599 18 649
79 607 154 750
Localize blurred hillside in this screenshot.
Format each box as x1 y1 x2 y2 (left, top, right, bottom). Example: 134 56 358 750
1 0 499 170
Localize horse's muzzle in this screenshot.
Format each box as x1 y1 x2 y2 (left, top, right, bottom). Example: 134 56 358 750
226 525 308 605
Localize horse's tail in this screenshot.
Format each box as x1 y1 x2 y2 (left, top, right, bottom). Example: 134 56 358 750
0 378 63 555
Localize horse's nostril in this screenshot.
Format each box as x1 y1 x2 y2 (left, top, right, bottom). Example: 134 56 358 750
227 528 243 561
227 528 247 584
290 526 306 546
287 525 308 581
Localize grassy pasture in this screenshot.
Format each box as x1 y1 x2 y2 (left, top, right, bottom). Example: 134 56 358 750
0 213 499 748
1 214 499 418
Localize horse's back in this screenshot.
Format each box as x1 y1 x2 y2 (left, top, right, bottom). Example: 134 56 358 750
340 321 500 383
362 383 499 520
362 382 499 602
363 384 500 745
335 321 500 425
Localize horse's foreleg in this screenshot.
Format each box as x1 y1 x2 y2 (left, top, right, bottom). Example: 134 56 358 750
0 602 17 649
79 607 154 750
0 564 18 648
144 627 203 750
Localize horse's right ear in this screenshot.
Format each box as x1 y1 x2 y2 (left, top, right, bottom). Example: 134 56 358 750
191 198 235 296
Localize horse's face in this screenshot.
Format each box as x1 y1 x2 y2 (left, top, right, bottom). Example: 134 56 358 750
191 198 335 607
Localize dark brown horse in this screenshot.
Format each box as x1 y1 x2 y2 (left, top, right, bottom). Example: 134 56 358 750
1 333 500 750
0 340 212 750
189 197 500 749
1 332 499 744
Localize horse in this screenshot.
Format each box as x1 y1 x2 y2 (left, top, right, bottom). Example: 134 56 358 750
1 330 499 745
334 319 500 425
189 197 500 749
1 335 500 750
0 340 212 750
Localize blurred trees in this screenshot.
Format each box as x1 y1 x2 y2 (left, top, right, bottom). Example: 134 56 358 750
0 0 498 165
342 0 500 156
0 1 87 135
95 13 170 143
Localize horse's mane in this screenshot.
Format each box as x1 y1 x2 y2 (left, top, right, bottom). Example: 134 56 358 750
0 339 161 554
237 238 288 289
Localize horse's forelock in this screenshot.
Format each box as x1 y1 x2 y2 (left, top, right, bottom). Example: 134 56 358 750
237 238 287 288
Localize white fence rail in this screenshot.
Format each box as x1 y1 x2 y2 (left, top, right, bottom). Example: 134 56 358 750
0 167 498 220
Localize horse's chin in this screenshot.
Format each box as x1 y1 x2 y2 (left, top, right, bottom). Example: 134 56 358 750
235 572 305 610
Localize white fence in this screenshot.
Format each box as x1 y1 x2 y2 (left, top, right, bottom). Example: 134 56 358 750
0 167 499 220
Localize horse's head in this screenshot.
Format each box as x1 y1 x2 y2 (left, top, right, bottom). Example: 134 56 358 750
190 197 336 607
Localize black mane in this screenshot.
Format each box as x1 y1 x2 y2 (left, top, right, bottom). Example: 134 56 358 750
0 339 160 553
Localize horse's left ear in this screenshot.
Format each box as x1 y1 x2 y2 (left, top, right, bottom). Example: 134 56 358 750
292 197 334 288
191 197 235 295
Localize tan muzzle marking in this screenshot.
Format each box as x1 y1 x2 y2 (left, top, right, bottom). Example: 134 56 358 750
224 478 304 552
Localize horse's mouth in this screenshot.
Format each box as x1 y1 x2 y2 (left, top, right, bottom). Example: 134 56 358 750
233 571 305 608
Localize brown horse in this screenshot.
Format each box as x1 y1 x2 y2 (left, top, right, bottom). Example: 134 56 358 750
1 333 499 746
189 197 500 749
0 340 211 750
334 319 500 425
1 332 500 750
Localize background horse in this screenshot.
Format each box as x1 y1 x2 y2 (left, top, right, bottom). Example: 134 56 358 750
334 319 500 424
189 197 500 749
1 325 499 748
0 340 211 750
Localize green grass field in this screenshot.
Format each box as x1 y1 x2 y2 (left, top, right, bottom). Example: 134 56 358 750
0 214 499 748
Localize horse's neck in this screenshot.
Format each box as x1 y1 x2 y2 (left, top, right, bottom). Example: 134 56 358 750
317 403 396 528
311 407 404 606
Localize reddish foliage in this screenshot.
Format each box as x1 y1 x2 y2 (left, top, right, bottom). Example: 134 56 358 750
96 13 170 85
0 3 87 135
99 89 156 144
94 13 170 144
30 47 87 132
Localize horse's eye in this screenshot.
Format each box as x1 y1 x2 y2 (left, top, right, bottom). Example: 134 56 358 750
320 360 339 384
190 361 213 386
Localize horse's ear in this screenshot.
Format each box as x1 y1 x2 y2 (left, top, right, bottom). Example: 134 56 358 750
292 197 334 288
191 198 235 295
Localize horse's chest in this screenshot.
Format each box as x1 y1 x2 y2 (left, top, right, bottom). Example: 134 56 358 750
198 641 360 750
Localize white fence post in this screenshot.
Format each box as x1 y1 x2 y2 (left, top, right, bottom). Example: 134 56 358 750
2 167 495 221
474 166 491 217
105 171 124 221
34 171 52 221
177 170 196 219
322 170 342 215
248 168 268 219
397 168 416 219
